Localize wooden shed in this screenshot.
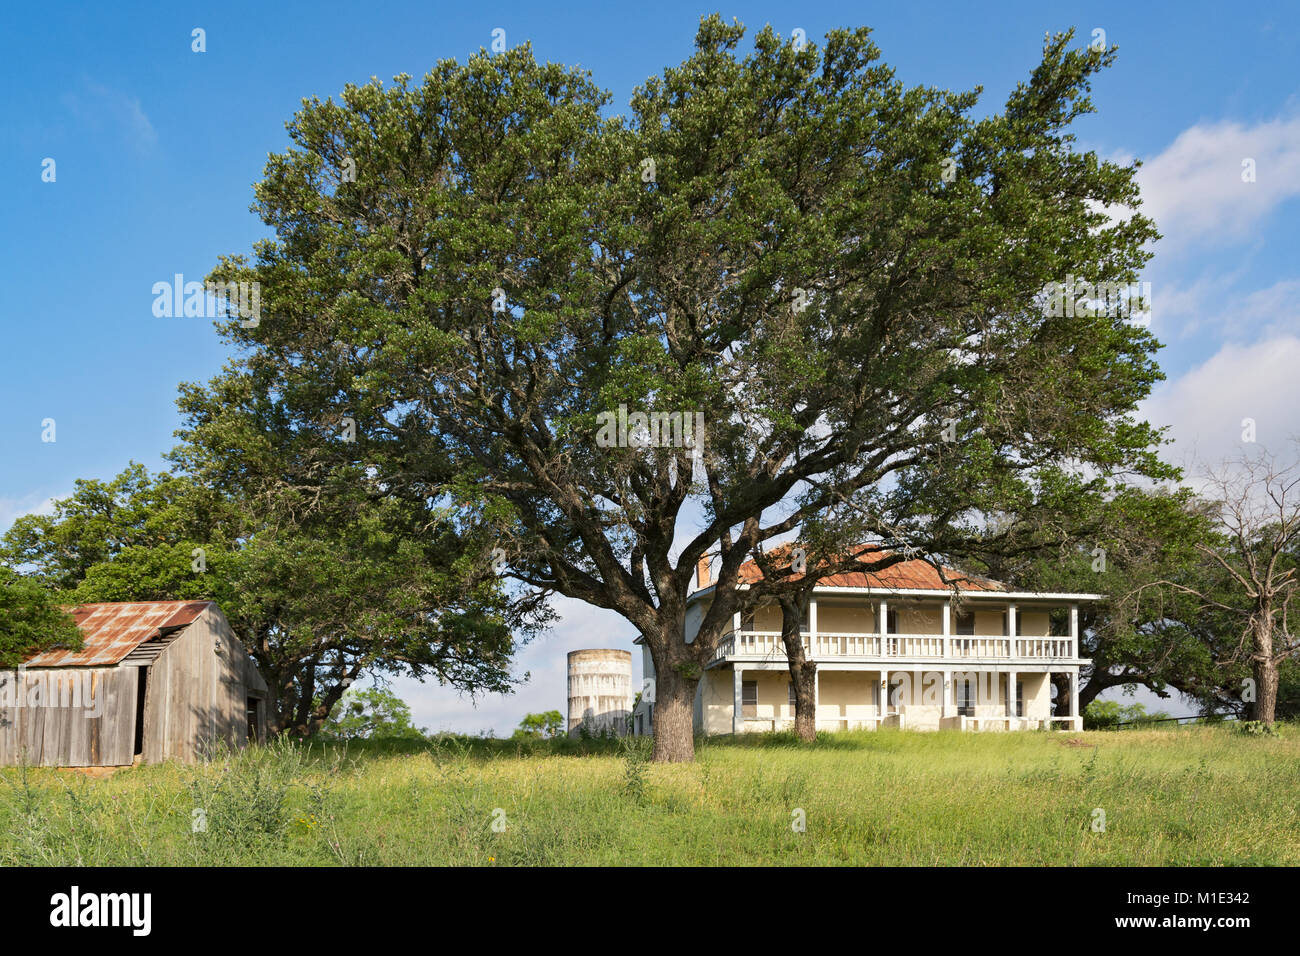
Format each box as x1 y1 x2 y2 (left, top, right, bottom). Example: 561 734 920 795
0 600 268 766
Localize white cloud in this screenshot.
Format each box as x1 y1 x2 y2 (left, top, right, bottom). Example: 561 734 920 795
1152 273 1300 341
0 491 60 536
1136 113 1300 250
1141 335 1300 474
61 79 157 151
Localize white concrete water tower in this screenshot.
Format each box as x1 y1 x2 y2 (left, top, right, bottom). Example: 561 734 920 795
567 649 633 737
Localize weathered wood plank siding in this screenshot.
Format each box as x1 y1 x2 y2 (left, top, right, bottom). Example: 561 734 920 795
3 604 267 766
141 607 266 762
0 667 138 766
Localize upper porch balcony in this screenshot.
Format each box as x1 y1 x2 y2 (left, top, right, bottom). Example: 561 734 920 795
708 594 1089 666
714 629 1078 663
686 550 1099 670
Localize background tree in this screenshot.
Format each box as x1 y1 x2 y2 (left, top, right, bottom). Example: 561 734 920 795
0 465 241 602
0 568 82 667
975 485 1219 714
319 686 428 740
513 710 564 739
0 463 540 736
1083 699 1172 730
1139 448 1300 725
192 19 1169 761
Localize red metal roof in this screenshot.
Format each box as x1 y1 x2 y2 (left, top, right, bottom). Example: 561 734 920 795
23 600 212 668
738 546 1005 593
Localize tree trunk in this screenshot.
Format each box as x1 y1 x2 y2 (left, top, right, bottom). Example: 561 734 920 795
1077 669 1132 714
780 596 817 742
651 663 698 762
1253 657 1279 724
1076 676 1102 714
1050 673 1070 718
791 662 817 742
1251 618 1278 724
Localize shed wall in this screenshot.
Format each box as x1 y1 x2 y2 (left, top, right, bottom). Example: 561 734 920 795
142 607 265 763
0 667 138 766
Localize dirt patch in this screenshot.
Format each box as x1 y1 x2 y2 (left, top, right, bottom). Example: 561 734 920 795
1060 737 1094 748
56 758 140 778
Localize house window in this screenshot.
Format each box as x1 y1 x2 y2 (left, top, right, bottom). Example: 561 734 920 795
742 680 758 718
788 681 797 706
1001 610 1022 636
956 678 975 717
886 609 898 634
741 609 756 632
955 611 975 636
799 602 810 632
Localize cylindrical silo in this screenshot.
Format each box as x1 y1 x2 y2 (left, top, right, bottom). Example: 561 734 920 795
567 649 633 737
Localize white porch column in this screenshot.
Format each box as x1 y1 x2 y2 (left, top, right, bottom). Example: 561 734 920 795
942 602 951 658
1007 603 1017 656
1069 670 1080 730
813 668 820 731
808 596 818 661
879 670 889 718
1007 669 1018 729
733 666 744 735
941 669 951 721
1069 603 1079 657
879 598 890 657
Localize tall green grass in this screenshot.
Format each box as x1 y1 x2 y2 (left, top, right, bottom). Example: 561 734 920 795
1 726 1295 865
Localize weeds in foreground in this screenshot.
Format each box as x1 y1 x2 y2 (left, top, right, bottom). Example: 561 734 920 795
0 725 1296 865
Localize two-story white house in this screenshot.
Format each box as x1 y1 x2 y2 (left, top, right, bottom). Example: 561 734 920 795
632 550 1098 735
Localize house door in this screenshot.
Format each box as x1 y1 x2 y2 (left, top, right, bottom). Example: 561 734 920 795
957 677 974 717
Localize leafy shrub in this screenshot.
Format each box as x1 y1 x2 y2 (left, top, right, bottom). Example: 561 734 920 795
620 735 651 803
1084 699 1171 730
1236 720 1281 737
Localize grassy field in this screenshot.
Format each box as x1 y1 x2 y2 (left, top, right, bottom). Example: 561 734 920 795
1 725 1297 866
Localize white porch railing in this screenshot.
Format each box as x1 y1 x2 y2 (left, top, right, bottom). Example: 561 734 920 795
715 630 1075 661
726 631 806 658
949 636 1011 658
742 714 904 732
814 632 884 657
1014 637 1075 658
946 715 1083 731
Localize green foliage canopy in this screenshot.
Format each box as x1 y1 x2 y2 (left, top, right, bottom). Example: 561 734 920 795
184 18 1170 760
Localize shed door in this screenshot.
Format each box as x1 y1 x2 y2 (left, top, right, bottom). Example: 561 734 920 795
133 667 148 756
246 697 263 743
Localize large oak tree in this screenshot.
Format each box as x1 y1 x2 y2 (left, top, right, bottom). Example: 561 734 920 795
194 18 1171 761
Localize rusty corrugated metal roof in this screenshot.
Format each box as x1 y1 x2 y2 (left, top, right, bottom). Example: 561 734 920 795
22 600 212 668
738 545 1005 592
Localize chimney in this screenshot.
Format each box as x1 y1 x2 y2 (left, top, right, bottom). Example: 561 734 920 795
696 555 712 589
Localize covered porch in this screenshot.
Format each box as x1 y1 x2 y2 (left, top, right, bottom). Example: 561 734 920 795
706 663 1083 734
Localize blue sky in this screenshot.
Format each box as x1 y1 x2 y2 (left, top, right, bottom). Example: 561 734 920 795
2 1 1298 732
